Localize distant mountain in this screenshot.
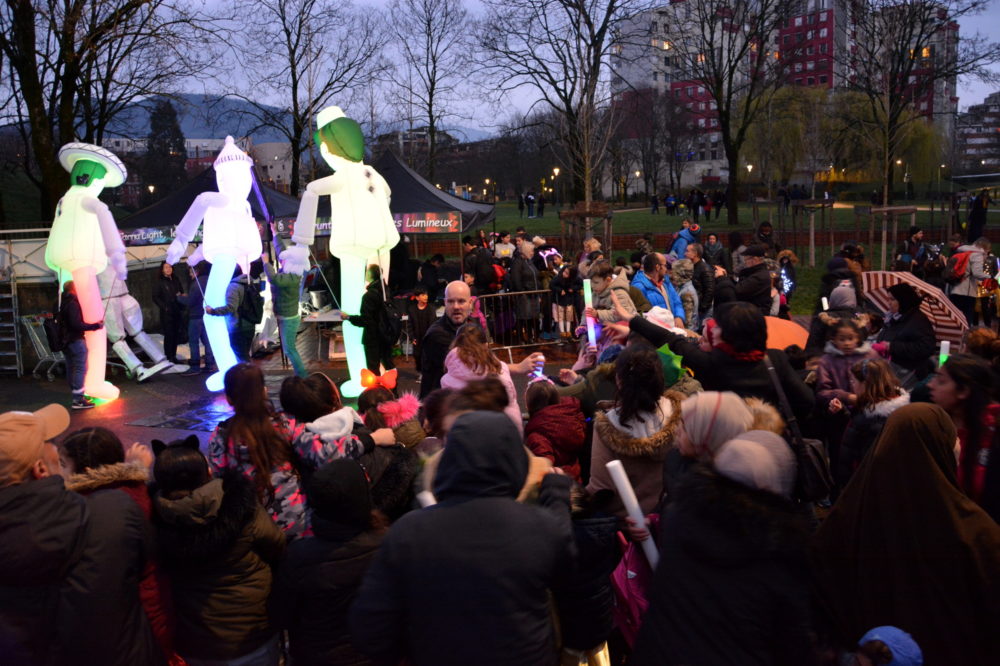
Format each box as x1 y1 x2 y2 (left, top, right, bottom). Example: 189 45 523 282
103 93 496 144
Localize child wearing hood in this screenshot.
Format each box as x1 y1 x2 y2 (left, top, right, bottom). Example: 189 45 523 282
816 318 880 414
524 381 587 484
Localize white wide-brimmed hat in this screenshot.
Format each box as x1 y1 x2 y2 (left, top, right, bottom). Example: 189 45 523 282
58 142 127 188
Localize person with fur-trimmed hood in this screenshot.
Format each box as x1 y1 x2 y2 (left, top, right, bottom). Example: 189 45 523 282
586 345 684 516
151 436 286 664
60 427 178 663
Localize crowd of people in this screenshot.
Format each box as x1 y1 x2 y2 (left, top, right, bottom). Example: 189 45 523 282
5 216 1000 664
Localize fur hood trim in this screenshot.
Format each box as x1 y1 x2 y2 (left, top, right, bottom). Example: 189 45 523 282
307 406 364 442
65 462 148 494
377 392 421 428
595 391 683 458
863 389 910 417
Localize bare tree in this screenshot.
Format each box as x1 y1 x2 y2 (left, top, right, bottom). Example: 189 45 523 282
388 0 472 182
661 0 792 225
830 0 1000 205
477 0 652 205
0 0 218 218
232 0 387 196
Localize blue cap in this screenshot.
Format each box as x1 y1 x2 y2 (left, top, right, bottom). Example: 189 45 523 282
858 626 923 666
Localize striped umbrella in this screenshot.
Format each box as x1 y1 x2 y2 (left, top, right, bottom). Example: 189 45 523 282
861 271 968 345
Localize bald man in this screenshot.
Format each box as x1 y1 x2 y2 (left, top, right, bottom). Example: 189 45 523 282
419 280 475 398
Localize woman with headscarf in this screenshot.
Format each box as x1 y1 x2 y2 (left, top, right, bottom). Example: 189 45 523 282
632 430 813 665
810 403 1000 666
873 282 935 389
350 411 574 666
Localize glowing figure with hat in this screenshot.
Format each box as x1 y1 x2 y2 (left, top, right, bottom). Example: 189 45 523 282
167 136 262 391
281 106 399 397
44 143 129 401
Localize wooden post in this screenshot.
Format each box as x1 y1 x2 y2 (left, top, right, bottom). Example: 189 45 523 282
881 213 887 270
809 210 816 268
910 211 917 238
827 204 834 255
892 214 898 264
868 210 874 257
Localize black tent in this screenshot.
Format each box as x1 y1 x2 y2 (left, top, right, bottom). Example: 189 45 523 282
373 151 495 233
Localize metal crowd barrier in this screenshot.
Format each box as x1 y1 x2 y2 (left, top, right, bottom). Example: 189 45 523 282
478 288 564 356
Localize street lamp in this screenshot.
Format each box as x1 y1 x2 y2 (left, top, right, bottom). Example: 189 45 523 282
147 185 155 194
552 167 560 208
746 164 753 204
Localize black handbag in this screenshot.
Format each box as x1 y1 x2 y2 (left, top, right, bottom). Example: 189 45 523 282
763 356 834 502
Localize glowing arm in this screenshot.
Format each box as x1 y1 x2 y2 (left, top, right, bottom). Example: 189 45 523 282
84 197 127 279
167 192 227 264
283 175 336 274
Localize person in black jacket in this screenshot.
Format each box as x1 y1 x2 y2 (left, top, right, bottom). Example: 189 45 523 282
60 280 104 410
874 282 936 389
346 265 395 374
463 236 496 294
271 458 385 666
625 300 815 421
153 261 185 363
0 404 165 665
407 286 438 377
418 254 446 302
179 261 214 375
350 411 575 666
631 458 813 665
685 242 715 319
713 244 773 316
419 280 474 398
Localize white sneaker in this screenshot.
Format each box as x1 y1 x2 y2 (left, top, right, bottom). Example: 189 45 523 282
136 360 172 382
161 363 189 375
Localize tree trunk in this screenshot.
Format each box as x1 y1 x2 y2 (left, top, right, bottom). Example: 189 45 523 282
726 152 740 226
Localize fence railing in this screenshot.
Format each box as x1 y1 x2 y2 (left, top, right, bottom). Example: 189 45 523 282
477 288 581 357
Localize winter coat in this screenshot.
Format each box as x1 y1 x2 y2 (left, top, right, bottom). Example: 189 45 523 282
59 290 102 343
153 474 286 661
524 397 587 483
714 262 773 315
0 476 163 666
65 463 174 659
153 273 183 317
555 511 620 652
670 227 699 258
550 272 583 308
703 241 731 273
348 280 389 346
270 520 383 666
263 262 302 319
350 411 575 666
586 393 684 517
838 390 909 487
441 349 523 432
209 413 310 539
630 316 815 421
179 273 209 319
815 341 880 408
691 259 715 315
632 269 685 322
419 314 466 398
464 246 496 293
876 307 936 376
631 467 813 665
557 363 702 420
407 301 437 348
949 244 990 298
754 230 781 256
593 270 639 324
509 254 541 319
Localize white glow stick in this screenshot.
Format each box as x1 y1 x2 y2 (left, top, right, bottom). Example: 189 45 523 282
583 279 597 350
416 491 437 507
939 340 950 367
606 460 659 569
821 296 829 311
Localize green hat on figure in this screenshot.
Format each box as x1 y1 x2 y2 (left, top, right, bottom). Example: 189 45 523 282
314 106 365 163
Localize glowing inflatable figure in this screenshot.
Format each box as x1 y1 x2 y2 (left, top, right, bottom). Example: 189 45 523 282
167 136 261 391
98 266 186 381
281 106 399 397
44 143 129 401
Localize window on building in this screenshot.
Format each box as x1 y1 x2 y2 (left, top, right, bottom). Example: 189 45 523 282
698 118 706 128
807 45 814 55
664 56 671 66
700 150 706 160
807 14 816 24
922 46 932 58
806 30 814 40
686 86 694 97
675 88 681 99
806 60 815 70
699 101 706 110
710 118 718 127
651 22 657 33
920 101 928 110
820 43 828 54
820 28 828 38
807 77 815 85
820 11 827 21
797 32 804 42
819 75 828 84
794 62 803 72
652 72 658 81
784 34 791 45
795 16 802 26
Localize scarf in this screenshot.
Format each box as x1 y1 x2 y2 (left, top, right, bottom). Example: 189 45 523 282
715 340 766 362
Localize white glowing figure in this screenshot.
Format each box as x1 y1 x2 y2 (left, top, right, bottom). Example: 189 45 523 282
167 136 261 391
281 106 399 397
98 266 185 381
44 143 129 401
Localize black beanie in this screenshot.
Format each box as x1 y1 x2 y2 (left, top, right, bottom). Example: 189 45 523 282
888 282 922 313
306 459 372 530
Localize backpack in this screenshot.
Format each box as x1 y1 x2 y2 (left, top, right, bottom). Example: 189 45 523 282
379 297 404 344
237 281 264 324
943 251 971 285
